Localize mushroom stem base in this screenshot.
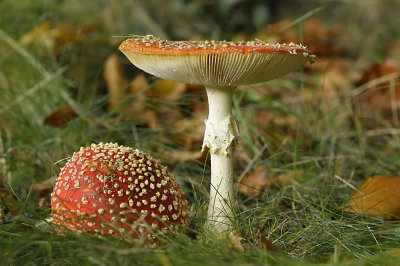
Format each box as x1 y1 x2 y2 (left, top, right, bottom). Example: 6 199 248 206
204 85 237 233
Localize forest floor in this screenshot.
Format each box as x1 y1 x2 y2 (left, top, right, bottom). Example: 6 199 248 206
1 1 400 265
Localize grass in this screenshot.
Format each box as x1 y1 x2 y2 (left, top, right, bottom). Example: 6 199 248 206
1 0 400 265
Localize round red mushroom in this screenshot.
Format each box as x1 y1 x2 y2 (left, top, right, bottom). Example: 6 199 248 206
51 142 189 241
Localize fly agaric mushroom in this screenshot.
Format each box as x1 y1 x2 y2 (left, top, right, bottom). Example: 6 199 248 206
51 142 189 241
119 35 315 233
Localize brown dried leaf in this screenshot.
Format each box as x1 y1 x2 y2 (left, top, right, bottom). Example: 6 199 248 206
172 115 205 148
186 83 204 91
43 106 78 128
238 167 304 197
237 166 270 197
103 53 127 109
157 148 206 165
253 110 298 136
32 176 57 208
230 232 245 252
129 73 148 94
138 109 160 130
272 170 304 188
127 73 149 111
31 176 57 192
0 187 20 215
258 230 278 251
344 175 400 220
355 58 400 111
323 67 352 94
302 19 343 56
257 18 343 56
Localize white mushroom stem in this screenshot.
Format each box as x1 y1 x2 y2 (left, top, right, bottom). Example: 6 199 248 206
202 85 239 233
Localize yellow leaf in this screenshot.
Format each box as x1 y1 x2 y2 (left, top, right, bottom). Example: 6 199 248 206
20 21 54 48
344 175 400 219
150 79 186 102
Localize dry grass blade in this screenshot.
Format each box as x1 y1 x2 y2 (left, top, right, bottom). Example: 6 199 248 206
0 29 50 78
0 67 66 116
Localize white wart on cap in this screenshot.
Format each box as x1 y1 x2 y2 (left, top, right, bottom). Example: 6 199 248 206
51 142 189 240
119 35 315 86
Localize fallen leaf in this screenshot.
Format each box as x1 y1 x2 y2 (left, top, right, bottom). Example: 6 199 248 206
31 176 57 192
257 18 344 56
344 175 400 219
272 170 304 188
358 59 398 85
103 53 127 109
20 21 56 48
127 73 149 112
355 58 400 111
186 83 204 91
237 167 304 197
43 106 78 128
137 108 159 130
258 230 278 251
172 115 205 148
129 73 148 94
237 166 270 197
20 21 80 50
302 18 343 56
158 148 206 165
0 186 20 215
253 110 299 144
148 79 186 102
31 176 57 208
323 67 352 96
230 232 245 252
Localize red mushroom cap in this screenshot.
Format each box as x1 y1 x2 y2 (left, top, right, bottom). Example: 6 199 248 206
51 142 189 241
119 35 310 55
119 35 315 86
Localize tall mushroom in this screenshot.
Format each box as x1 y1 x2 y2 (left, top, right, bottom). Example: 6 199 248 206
119 35 315 233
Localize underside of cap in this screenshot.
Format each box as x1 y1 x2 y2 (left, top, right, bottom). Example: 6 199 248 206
120 35 315 86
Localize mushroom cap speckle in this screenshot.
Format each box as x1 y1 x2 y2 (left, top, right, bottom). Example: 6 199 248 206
119 35 315 86
51 142 189 240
